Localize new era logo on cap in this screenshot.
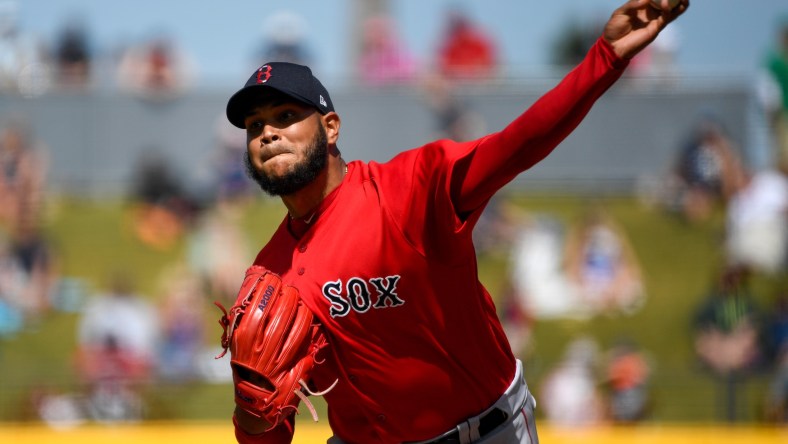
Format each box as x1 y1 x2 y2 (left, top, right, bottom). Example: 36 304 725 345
226 62 335 129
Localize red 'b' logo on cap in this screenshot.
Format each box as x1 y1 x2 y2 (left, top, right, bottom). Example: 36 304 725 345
256 65 272 84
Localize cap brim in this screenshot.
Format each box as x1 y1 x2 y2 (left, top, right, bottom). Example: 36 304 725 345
226 85 270 129
225 84 320 129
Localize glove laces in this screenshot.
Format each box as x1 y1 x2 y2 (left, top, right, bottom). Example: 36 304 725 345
214 299 247 359
295 378 339 422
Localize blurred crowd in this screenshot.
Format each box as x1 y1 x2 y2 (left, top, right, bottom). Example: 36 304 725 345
0 0 195 99
0 0 786 430
483 201 656 426
487 14 788 427
0 109 255 426
0 1 686 100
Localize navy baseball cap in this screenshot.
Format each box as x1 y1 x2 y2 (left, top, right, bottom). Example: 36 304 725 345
226 62 334 129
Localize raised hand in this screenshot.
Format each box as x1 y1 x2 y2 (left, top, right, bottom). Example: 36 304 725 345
603 0 689 60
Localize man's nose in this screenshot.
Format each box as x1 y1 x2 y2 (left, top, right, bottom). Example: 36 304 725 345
260 125 280 144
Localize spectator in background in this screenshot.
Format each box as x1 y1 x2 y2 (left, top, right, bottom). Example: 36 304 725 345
435 6 497 81
0 0 50 95
563 206 645 316
0 0 22 91
128 149 200 250
540 337 606 427
210 116 255 203
155 263 207 382
186 190 252 304
763 17 788 170
669 113 747 222
763 289 788 423
725 163 788 275
693 264 764 376
74 272 158 422
0 210 58 337
262 11 310 65
116 31 195 101
0 117 49 229
603 338 652 423
256 10 311 66
358 14 418 86
52 16 92 91
693 264 764 422
507 213 583 320
550 15 605 68
2 209 58 319
625 23 681 89
421 71 487 142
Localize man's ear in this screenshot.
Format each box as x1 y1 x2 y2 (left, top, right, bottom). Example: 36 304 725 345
322 112 341 145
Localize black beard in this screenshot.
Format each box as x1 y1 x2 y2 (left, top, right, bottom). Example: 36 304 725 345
245 125 328 196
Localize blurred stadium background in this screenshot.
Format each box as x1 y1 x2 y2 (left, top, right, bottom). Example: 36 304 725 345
1 0 787 442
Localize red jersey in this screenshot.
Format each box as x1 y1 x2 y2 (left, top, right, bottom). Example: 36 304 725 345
237 37 627 444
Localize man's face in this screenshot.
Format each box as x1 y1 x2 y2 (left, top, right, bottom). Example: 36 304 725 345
243 95 328 196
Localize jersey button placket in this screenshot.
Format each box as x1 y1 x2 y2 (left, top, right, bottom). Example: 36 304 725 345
296 244 307 275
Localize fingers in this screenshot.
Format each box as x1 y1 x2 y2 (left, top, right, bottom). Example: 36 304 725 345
650 0 673 11
650 0 690 19
616 0 689 17
604 0 688 59
615 0 652 16
672 0 690 18
615 0 688 29
651 0 690 14
659 0 689 27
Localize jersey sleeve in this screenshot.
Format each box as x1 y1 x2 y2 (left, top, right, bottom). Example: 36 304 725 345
452 36 629 214
371 139 487 263
373 38 627 260
233 414 295 444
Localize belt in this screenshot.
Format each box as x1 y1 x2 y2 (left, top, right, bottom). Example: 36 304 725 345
425 408 509 444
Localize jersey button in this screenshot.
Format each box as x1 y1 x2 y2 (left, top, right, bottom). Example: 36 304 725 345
298 244 307 252
376 414 386 422
297 267 305 275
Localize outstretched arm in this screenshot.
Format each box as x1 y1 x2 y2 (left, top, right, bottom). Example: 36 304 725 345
451 0 689 215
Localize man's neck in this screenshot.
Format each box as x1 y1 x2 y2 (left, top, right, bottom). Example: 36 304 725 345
282 159 347 220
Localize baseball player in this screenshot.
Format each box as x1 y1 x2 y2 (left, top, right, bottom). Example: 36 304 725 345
221 1 688 443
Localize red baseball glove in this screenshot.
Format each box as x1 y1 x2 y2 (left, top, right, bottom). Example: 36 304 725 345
215 266 335 430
